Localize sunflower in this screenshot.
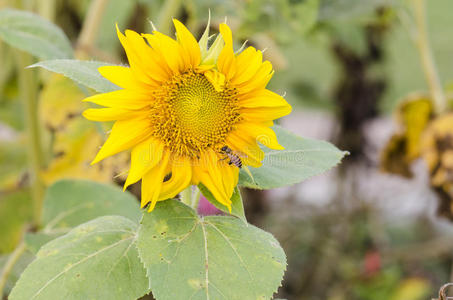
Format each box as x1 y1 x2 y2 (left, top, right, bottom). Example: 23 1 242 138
82 18 291 211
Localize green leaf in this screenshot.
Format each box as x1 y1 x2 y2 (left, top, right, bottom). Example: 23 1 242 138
24 232 62 255
29 59 119 93
9 216 149 300
198 184 247 223
42 179 140 231
0 8 72 59
239 126 347 189
137 200 286 300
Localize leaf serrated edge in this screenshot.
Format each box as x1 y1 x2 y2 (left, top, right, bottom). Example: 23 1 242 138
133 230 153 298
239 149 348 190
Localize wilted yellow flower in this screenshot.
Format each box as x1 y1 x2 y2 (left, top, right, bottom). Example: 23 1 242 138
83 19 291 211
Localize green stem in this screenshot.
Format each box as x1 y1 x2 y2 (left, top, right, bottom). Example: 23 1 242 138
37 0 56 21
412 0 447 113
75 0 110 59
190 187 201 210
0 242 26 296
180 186 192 206
155 0 181 35
16 51 44 226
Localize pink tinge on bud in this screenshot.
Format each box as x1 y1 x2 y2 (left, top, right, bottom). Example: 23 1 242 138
197 194 223 216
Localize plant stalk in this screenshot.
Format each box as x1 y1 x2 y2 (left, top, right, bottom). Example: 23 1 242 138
75 0 110 59
16 51 45 226
412 0 446 114
155 0 181 35
37 0 56 21
0 242 26 296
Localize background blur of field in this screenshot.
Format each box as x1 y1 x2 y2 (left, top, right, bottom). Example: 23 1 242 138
1 0 453 299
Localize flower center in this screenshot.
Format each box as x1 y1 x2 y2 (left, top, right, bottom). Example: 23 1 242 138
150 71 240 157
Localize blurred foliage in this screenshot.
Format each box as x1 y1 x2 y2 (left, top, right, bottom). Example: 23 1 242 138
267 204 447 300
0 190 32 253
38 75 128 185
381 93 433 177
0 137 26 190
381 90 453 220
420 114 453 220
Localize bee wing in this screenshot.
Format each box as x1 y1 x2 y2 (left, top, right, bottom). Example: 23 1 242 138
234 150 248 158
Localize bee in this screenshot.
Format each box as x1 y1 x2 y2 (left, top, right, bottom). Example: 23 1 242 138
220 146 243 168
163 172 172 182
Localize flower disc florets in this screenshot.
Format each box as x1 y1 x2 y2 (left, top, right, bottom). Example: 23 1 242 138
151 71 240 158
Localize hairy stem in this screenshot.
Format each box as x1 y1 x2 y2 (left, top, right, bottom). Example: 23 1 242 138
412 0 446 114
0 242 26 296
16 51 45 226
76 0 110 59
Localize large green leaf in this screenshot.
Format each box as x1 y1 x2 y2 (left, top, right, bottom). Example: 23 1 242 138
239 126 347 189
9 216 149 300
29 59 119 93
198 184 247 223
0 8 72 59
137 200 286 300
42 179 141 231
24 180 140 255
23 232 62 255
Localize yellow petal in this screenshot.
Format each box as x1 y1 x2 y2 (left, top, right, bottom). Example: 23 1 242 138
98 66 149 91
194 150 238 209
239 89 290 109
91 116 152 164
236 61 273 94
241 105 292 123
82 108 140 122
124 138 164 190
204 69 225 92
142 151 170 211
173 19 201 68
159 156 192 200
232 47 263 85
117 26 169 83
83 89 152 110
226 132 264 168
236 123 284 150
143 32 186 75
217 23 236 80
